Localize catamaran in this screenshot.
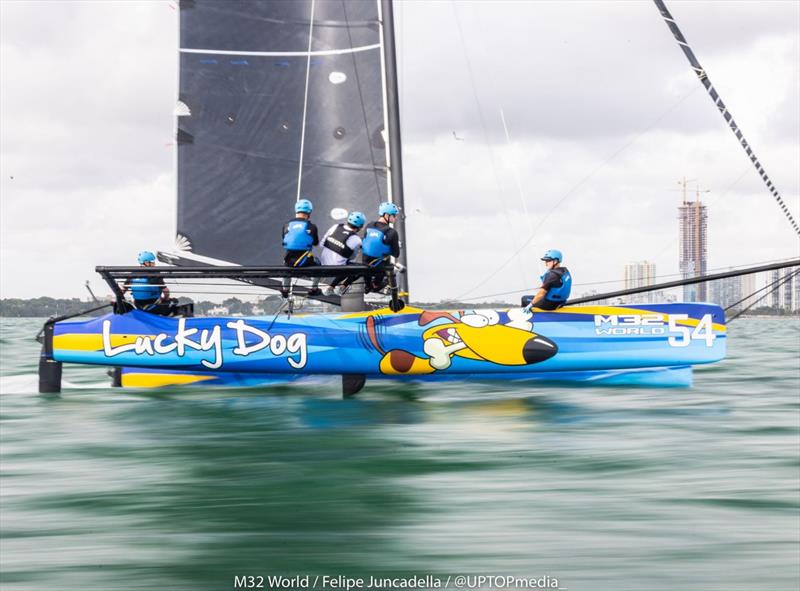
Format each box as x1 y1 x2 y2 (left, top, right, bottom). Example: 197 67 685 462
40 0 797 396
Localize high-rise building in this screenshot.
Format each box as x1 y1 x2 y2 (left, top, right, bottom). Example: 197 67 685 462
678 180 708 302
770 269 782 309
782 269 794 311
711 275 742 311
767 267 798 310
711 272 762 312
624 261 656 303
780 267 799 311
739 272 757 310
793 268 800 312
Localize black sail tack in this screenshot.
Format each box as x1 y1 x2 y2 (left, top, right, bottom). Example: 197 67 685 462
176 0 395 266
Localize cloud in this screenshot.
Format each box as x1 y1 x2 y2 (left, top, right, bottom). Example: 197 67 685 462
0 1 176 191
396 0 799 141
0 0 797 302
403 124 799 301
0 172 176 299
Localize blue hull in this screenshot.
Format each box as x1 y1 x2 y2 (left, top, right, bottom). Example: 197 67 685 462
52 303 725 388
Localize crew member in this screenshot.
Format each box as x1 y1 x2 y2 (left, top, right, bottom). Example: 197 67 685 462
527 249 572 311
361 202 401 293
282 198 321 297
320 211 365 295
123 251 178 315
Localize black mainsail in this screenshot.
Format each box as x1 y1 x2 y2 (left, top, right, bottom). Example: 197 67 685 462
176 0 407 291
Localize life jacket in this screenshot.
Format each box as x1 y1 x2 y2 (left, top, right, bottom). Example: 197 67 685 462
283 219 314 251
323 224 357 258
130 277 162 302
362 225 391 258
540 267 572 302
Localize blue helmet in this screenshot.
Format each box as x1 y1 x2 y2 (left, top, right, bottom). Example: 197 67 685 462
347 211 366 228
295 199 313 214
138 250 156 264
379 201 399 216
541 249 563 262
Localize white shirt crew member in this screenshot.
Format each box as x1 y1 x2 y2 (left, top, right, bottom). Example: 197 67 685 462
320 224 363 266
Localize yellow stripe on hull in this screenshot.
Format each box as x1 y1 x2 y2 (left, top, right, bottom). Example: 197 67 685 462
337 306 425 320
341 305 726 332
121 373 217 388
551 305 726 332
53 333 154 352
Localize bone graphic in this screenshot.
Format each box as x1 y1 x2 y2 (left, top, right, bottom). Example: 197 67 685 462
423 337 467 370
506 307 534 332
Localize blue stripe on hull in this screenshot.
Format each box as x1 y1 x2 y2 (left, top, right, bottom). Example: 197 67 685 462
118 365 692 389
52 304 725 381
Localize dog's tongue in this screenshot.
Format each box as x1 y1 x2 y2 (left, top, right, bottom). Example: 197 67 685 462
419 311 459 326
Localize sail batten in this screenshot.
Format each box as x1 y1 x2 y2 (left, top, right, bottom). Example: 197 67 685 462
180 44 381 57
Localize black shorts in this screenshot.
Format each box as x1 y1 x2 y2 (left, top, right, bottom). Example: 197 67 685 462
284 251 318 267
134 300 176 316
536 299 563 311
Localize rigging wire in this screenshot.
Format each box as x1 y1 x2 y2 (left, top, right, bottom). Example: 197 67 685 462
500 107 538 266
724 268 797 313
450 0 529 288
653 0 800 236
727 269 800 322
455 84 702 301
568 259 799 306
295 0 316 201
458 256 797 303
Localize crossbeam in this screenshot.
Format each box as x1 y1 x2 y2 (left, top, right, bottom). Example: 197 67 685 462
95 263 403 310
95 264 386 279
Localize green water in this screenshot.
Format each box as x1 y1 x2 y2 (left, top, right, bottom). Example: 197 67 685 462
1 318 798 591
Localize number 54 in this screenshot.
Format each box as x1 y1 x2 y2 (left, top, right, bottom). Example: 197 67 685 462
668 314 716 347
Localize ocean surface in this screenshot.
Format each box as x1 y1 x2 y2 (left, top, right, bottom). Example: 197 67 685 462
1 317 798 591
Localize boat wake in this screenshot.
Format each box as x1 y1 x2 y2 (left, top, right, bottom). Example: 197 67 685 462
0 374 118 394
0 374 39 394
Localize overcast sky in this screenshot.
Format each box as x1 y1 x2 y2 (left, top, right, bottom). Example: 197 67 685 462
1 0 798 303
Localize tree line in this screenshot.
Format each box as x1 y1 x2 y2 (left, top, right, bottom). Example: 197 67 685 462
0 296 286 318
1 297 794 318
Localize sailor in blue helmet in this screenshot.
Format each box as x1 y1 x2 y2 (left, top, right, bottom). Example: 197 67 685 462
281 198 321 297
361 201 401 293
320 211 366 295
123 251 178 315
527 249 572 311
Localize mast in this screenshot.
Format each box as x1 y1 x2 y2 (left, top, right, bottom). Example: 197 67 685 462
379 0 409 297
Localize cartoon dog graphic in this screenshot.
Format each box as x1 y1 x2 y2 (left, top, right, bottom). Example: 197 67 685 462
367 309 557 375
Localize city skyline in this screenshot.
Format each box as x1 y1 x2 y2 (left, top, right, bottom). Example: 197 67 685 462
624 260 658 304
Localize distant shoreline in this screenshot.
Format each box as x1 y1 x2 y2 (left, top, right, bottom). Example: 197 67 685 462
2 297 798 319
